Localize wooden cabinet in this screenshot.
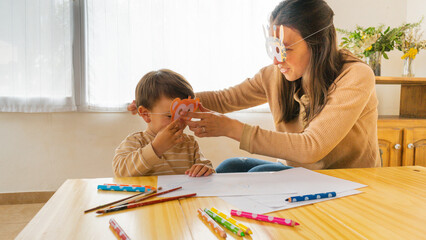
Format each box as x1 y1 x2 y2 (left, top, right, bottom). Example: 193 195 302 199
378 118 426 167
376 77 425 167
377 127 403 167
402 127 426 166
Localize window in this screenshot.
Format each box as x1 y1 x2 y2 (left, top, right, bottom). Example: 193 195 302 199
0 0 74 112
83 0 279 111
0 0 279 112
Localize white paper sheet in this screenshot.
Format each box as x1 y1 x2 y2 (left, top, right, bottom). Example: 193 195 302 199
220 190 362 214
157 167 366 197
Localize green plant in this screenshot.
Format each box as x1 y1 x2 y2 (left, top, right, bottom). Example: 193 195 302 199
338 23 418 59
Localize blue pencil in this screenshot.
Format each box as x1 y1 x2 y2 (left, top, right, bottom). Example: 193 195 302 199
97 184 151 192
286 192 337 202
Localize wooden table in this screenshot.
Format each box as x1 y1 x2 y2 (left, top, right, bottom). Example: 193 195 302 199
17 166 426 239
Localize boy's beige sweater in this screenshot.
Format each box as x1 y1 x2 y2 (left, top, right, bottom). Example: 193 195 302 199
112 129 213 176
197 61 381 169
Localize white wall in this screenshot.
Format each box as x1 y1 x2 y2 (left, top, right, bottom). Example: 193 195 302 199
1 0 425 193
0 112 275 192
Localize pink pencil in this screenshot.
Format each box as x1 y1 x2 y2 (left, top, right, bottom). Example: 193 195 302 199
230 210 299 227
109 218 131 240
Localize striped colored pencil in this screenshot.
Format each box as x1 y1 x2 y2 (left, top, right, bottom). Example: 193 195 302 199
211 207 252 234
204 209 245 237
286 192 336 202
230 210 299 227
101 184 155 190
84 188 158 213
109 218 131 240
104 183 154 188
98 184 152 192
197 208 227 238
96 193 196 214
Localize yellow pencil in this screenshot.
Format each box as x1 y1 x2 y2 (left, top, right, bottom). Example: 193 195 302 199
211 207 252 234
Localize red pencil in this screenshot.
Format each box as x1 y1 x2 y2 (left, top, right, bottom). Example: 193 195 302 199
84 188 159 213
96 193 196 214
107 186 181 209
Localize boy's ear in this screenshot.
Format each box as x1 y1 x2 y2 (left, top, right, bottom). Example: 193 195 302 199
138 106 151 123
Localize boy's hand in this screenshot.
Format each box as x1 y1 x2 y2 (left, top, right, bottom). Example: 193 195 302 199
185 164 214 177
152 119 185 157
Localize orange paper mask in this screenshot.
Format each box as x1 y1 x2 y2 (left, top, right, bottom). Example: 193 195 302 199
170 97 200 121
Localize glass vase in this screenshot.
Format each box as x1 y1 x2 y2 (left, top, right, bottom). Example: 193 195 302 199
402 57 415 77
365 52 382 76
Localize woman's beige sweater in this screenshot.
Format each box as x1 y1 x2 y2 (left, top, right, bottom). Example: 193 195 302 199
197 61 381 169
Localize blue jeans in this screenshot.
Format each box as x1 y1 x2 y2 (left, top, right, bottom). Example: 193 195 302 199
216 157 293 173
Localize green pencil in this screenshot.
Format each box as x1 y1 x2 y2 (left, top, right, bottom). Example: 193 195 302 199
204 208 245 237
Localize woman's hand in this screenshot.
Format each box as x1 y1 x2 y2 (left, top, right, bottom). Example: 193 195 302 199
127 100 138 115
185 164 214 177
182 104 244 141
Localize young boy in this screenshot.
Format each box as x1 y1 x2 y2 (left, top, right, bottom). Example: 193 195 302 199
112 69 214 177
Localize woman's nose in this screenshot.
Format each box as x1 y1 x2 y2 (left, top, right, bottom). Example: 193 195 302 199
273 57 284 65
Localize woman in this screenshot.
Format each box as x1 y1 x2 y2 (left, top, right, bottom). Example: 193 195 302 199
130 0 381 172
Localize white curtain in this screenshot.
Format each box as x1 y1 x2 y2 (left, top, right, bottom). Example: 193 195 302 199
85 0 280 111
0 0 74 112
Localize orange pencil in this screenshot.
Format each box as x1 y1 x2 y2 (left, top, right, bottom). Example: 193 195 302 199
197 208 227 238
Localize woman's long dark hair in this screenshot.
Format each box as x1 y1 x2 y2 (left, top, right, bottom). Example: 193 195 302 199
271 0 358 124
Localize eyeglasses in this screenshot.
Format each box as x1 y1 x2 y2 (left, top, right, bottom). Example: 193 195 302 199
147 112 172 118
263 24 334 63
263 25 287 63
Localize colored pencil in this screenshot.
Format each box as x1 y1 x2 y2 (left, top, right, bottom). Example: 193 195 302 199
98 184 152 192
104 184 154 188
230 210 299 227
106 188 161 209
109 218 131 240
286 192 337 202
197 208 227 238
204 208 245 237
96 193 196 214
84 188 158 213
107 186 183 209
211 207 252 234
